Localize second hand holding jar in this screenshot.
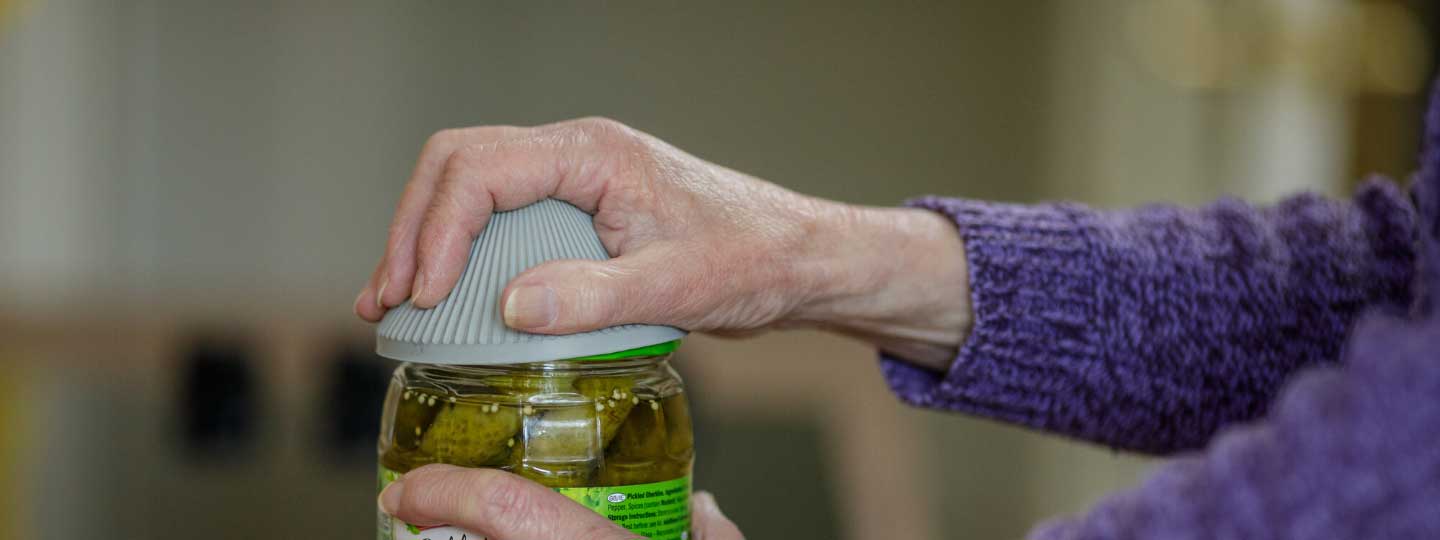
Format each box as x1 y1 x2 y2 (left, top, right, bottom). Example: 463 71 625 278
372 199 692 540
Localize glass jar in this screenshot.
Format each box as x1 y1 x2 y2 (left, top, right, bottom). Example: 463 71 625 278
376 352 694 540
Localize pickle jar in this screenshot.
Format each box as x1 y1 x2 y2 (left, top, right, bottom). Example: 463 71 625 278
376 346 694 540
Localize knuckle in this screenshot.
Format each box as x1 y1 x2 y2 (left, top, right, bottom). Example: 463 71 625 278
398 466 497 525
439 144 495 191
449 140 523 175
566 262 623 322
397 468 451 521
423 128 461 153
449 149 510 194
573 115 623 131
450 140 537 195
464 470 541 532
438 153 467 186
568 116 635 146
448 141 491 170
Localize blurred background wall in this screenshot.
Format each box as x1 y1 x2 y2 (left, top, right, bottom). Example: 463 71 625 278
0 1 1433 539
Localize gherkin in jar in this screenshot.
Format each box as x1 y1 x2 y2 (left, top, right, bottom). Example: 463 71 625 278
575 375 637 446
378 353 693 487
418 399 521 467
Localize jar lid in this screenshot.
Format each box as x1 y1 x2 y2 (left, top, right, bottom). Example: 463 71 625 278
376 198 686 365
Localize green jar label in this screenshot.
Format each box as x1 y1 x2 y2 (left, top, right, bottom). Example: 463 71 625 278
378 466 691 540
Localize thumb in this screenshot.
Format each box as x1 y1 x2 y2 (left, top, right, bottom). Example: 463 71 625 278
379 464 636 540
691 491 745 540
501 247 699 334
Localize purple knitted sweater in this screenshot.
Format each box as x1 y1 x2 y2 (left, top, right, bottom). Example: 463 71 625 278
881 82 1440 539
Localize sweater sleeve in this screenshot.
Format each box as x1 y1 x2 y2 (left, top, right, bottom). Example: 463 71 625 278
880 178 1417 454
1027 310 1440 540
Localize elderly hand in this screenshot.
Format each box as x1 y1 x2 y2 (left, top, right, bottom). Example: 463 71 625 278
355 117 970 370
358 118 971 538
379 464 744 540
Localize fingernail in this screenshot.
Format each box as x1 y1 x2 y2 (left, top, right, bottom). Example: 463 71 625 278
413 270 428 305
354 289 368 316
376 273 389 309
379 478 405 515
505 286 557 329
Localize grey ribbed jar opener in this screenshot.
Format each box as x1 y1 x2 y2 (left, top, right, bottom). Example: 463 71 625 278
376 198 686 365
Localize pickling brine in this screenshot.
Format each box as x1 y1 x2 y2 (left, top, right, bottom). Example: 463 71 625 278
376 352 694 540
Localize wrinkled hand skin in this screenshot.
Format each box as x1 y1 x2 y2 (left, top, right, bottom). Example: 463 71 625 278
355 118 971 373
380 465 745 540
365 119 945 539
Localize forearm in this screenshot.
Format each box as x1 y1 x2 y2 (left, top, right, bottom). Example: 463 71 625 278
874 180 1416 453
783 202 974 371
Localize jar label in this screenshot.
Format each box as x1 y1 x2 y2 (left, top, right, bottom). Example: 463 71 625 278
378 466 691 540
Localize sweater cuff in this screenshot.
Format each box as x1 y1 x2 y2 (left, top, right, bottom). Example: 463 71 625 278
880 196 1103 431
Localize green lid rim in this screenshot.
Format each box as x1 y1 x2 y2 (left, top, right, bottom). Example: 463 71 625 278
570 339 681 361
